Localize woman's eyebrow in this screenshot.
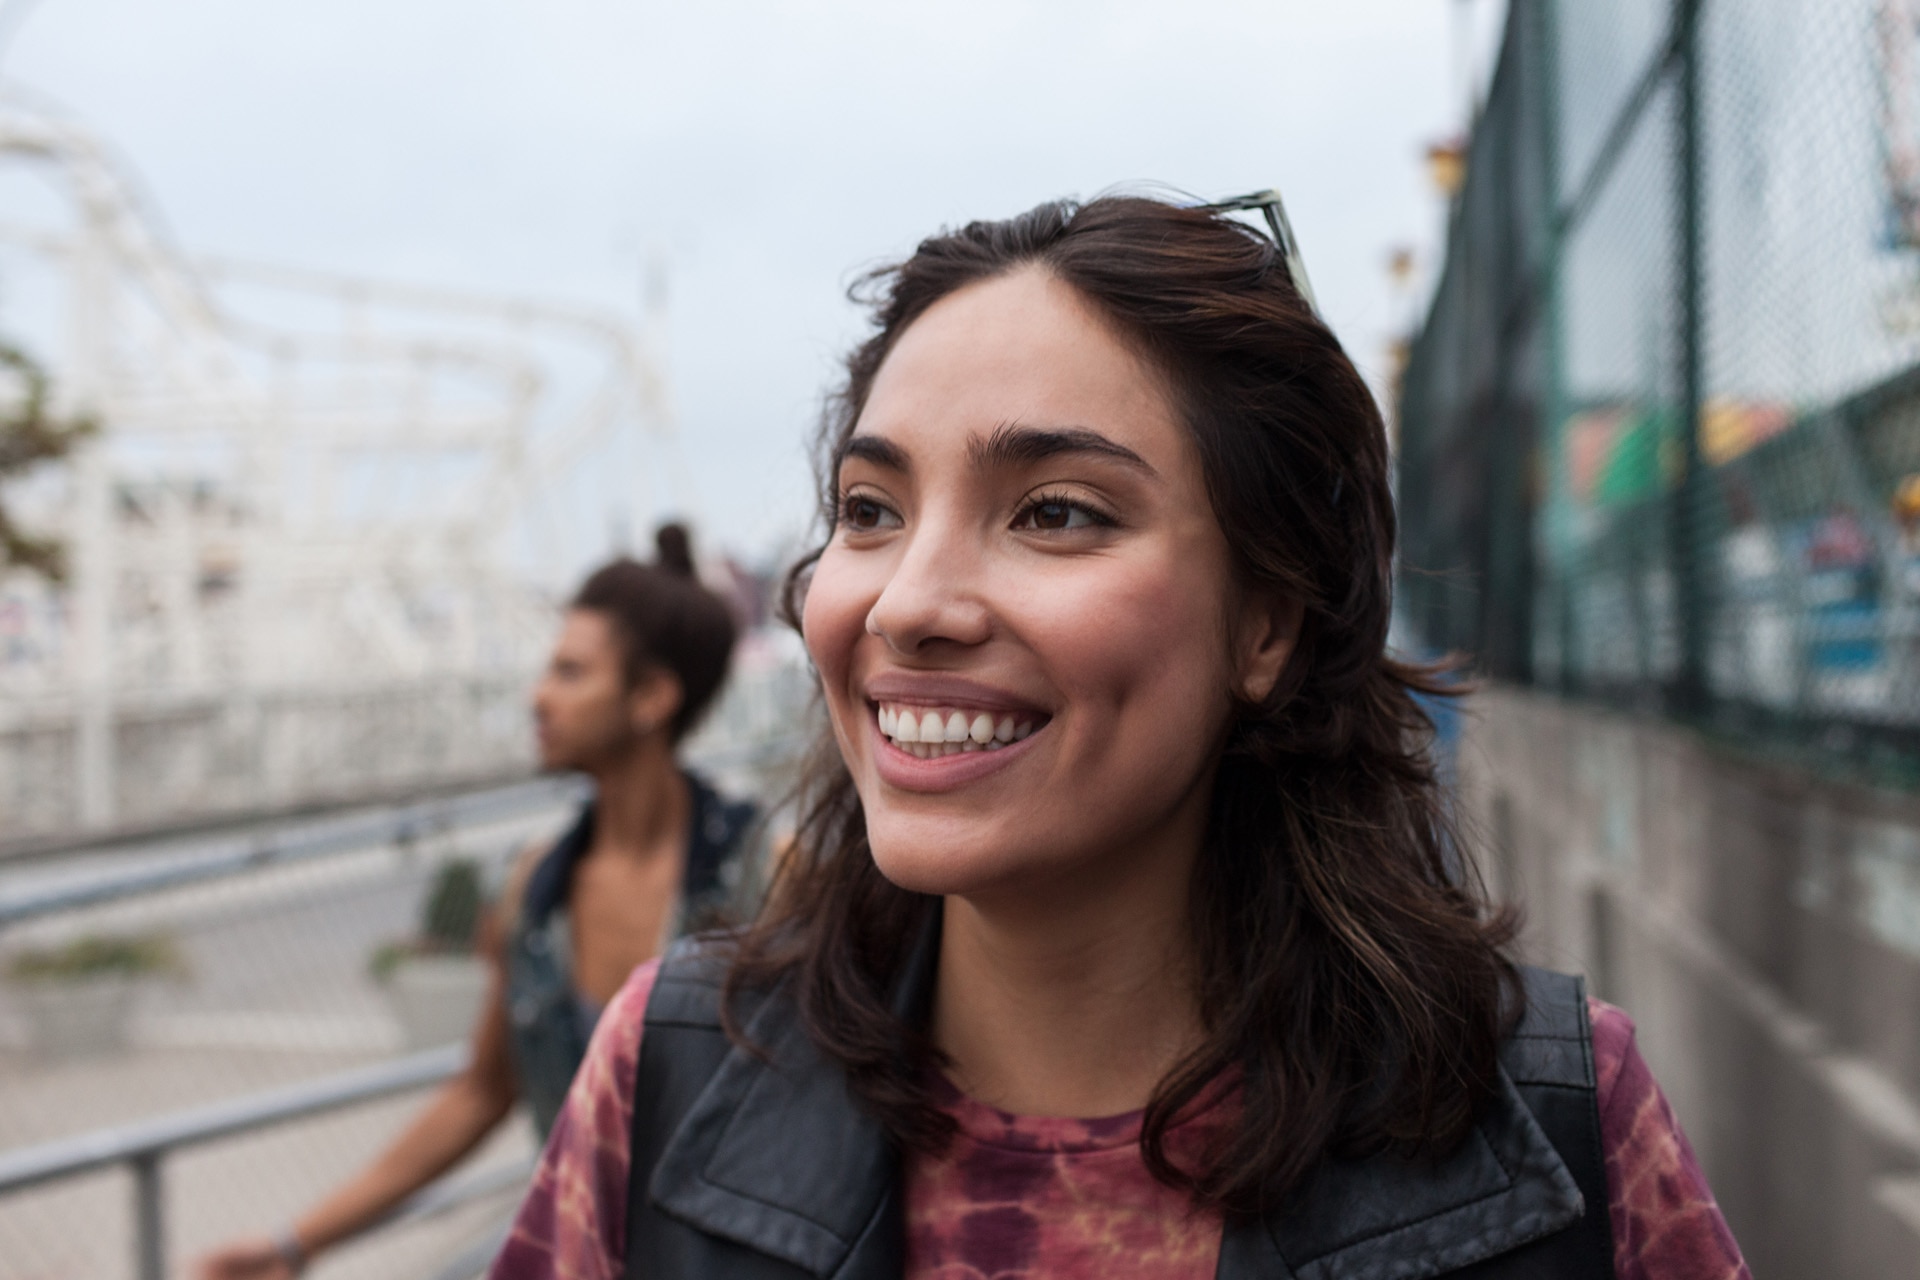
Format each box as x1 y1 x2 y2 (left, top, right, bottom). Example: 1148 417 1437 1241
837 434 911 474
968 422 1157 476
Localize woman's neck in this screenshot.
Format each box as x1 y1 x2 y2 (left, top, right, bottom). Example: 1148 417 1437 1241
931 829 1205 1120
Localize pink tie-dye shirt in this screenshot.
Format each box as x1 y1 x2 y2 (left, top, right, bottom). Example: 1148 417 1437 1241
490 960 1750 1280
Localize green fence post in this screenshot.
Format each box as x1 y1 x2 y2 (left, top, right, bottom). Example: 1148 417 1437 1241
1672 0 1707 714
1537 0 1570 696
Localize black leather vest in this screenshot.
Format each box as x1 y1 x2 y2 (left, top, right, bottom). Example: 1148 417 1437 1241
623 935 1615 1280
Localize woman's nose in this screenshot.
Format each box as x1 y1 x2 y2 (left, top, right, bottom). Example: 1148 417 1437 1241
865 518 992 655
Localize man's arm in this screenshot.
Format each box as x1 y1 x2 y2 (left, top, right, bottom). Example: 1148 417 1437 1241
196 899 523 1279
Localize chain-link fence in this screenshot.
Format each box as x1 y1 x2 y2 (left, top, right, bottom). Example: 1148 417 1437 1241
1398 0 1920 785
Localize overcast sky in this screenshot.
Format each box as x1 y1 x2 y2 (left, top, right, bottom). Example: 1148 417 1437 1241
1 0 1502 570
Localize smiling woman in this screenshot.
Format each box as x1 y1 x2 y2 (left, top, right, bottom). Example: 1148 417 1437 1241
488 196 1748 1280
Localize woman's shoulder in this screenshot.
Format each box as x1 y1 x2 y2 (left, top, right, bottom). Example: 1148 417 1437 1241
643 935 742 1020
1588 996 1636 1098
577 956 666 1107
1496 965 1602 1092
488 960 662 1280
1582 996 1753 1279
608 956 666 1036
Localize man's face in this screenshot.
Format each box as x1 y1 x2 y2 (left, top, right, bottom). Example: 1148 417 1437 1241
531 609 637 772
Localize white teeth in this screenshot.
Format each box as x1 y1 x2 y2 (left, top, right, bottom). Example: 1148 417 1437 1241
874 702 1044 756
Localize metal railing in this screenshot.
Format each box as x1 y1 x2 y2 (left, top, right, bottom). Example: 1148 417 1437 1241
0 1043 527 1280
0 774 585 928
0 730 806 930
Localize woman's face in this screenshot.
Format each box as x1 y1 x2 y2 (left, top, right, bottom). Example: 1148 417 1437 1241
803 266 1294 899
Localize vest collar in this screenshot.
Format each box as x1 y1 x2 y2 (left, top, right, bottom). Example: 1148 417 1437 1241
645 908 1584 1280
523 770 740 926
644 950 907 1277
1220 1066 1586 1279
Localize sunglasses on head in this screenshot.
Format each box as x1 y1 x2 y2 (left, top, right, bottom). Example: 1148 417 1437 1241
1197 189 1319 316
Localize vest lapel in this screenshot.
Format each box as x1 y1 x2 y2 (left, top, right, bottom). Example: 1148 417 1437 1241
644 913 941 1278
645 984 901 1277
1219 1066 1585 1280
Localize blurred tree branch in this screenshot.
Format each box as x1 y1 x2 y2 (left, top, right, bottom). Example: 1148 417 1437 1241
0 340 97 581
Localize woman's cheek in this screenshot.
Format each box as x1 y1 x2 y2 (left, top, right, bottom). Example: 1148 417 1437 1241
801 551 861 675
1046 576 1233 789
1031 558 1220 685
801 558 866 747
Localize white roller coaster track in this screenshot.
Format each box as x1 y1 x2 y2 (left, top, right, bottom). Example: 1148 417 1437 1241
0 89 689 838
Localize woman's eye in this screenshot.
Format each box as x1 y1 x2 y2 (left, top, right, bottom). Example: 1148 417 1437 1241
1015 498 1108 532
839 494 899 531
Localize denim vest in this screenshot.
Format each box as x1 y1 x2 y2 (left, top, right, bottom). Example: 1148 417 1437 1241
505 771 758 1138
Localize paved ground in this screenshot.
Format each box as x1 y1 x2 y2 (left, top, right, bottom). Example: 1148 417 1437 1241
0 797 575 1280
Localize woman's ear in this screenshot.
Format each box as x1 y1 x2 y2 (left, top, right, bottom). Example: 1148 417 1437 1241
628 668 685 739
1233 590 1303 705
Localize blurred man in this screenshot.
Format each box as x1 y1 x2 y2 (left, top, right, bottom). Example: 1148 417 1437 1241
198 525 761 1279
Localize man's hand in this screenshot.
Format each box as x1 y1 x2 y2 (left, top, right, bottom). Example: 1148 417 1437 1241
194 1237 300 1280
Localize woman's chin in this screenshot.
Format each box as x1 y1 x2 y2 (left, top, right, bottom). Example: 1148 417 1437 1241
867 834 1048 900
870 850 988 898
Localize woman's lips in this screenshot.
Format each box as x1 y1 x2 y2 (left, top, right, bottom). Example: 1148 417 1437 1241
867 702 1047 790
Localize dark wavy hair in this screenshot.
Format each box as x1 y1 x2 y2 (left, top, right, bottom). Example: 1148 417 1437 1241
571 522 737 741
729 195 1517 1215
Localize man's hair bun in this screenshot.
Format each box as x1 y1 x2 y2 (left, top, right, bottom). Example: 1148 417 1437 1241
655 522 695 577
571 518 734 740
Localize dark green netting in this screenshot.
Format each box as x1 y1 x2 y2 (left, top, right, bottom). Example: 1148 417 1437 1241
1397 0 1920 785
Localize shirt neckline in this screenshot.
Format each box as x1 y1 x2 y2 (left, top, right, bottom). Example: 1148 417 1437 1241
931 1070 1235 1155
